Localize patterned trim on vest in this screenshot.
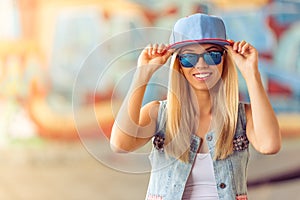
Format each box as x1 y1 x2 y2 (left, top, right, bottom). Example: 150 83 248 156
153 124 250 152
153 131 165 152
233 135 249 152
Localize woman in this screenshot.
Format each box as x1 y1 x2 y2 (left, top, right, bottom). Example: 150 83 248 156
110 13 281 200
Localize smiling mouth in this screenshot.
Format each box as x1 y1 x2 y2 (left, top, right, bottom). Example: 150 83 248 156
193 72 212 79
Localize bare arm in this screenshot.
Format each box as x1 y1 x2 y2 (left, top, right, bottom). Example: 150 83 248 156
244 76 281 154
110 44 172 152
227 41 281 154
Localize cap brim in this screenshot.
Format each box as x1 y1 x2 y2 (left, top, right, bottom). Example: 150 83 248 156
167 39 232 50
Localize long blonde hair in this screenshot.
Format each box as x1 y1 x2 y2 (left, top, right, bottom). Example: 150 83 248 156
164 50 239 162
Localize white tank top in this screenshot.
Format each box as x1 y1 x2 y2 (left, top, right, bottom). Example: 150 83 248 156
182 153 219 200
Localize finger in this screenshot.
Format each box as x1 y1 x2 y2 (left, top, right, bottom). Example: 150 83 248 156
162 44 173 55
142 44 150 52
147 43 152 56
157 43 165 54
141 45 150 59
226 43 238 54
232 41 239 51
225 44 243 60
238 40 246 52
227 39 235 46
241 42 250 54
162 49 173 59
152 43 159 55
161 44 173 55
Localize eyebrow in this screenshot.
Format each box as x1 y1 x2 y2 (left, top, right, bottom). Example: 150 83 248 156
180 46 223 53
205 46 223 51
180 48 194 53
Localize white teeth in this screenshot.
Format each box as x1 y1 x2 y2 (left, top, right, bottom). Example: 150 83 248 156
195 73 211 78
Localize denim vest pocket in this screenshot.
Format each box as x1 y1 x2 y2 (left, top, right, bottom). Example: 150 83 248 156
212 157 236 199
146 151 169 199
147 151 193 200
147 135 200 200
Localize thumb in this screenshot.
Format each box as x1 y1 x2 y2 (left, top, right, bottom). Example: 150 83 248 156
225 44 240 58
225 45 235 55
161 48 174 60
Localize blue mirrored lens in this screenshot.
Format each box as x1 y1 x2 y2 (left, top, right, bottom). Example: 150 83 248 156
204 52 222 65
179 54 198 68
179 51 223 68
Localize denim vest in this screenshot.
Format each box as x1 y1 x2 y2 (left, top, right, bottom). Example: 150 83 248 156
146 100 249 200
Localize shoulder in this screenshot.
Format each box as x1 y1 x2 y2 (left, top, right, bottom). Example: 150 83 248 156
142 100 161 110
143 100 167 111
141 100 161 120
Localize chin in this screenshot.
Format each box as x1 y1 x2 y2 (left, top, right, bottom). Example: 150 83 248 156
191 79 221 91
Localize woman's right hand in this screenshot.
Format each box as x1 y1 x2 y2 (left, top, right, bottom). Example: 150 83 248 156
137 43 173 73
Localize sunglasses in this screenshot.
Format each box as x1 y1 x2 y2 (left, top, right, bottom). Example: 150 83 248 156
178 51 224 68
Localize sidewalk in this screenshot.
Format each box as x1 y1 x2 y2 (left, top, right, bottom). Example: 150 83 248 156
0 137 299 200
248 137 300 199
0 139 149 200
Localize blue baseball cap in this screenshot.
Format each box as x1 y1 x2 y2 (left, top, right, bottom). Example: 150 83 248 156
168 13 232 49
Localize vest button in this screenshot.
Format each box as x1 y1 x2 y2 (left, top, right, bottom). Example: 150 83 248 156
220 183 226 189
207 135 212 141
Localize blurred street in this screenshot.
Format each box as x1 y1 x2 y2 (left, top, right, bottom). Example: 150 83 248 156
0 139 149 200
0 137 299 200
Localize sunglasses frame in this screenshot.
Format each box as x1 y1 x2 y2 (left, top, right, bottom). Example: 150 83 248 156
178 50 225 68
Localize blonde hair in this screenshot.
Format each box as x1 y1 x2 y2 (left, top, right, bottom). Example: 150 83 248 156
164 50 239 162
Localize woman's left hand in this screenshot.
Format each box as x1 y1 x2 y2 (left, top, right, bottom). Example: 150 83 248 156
225 40 259 82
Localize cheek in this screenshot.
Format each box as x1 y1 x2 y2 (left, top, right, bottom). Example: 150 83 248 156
208 63 224 88
180 67 190 78
210 65 223 82
217 65 223 77
216 60 224 78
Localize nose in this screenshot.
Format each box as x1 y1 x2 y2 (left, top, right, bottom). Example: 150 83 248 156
194 57 208 69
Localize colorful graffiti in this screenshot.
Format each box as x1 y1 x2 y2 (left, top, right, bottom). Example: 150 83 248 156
0 0 299 143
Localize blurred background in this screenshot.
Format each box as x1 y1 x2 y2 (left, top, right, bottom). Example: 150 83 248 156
0 0 299 199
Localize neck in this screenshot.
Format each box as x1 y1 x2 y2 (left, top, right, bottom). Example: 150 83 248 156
195 90 212 116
